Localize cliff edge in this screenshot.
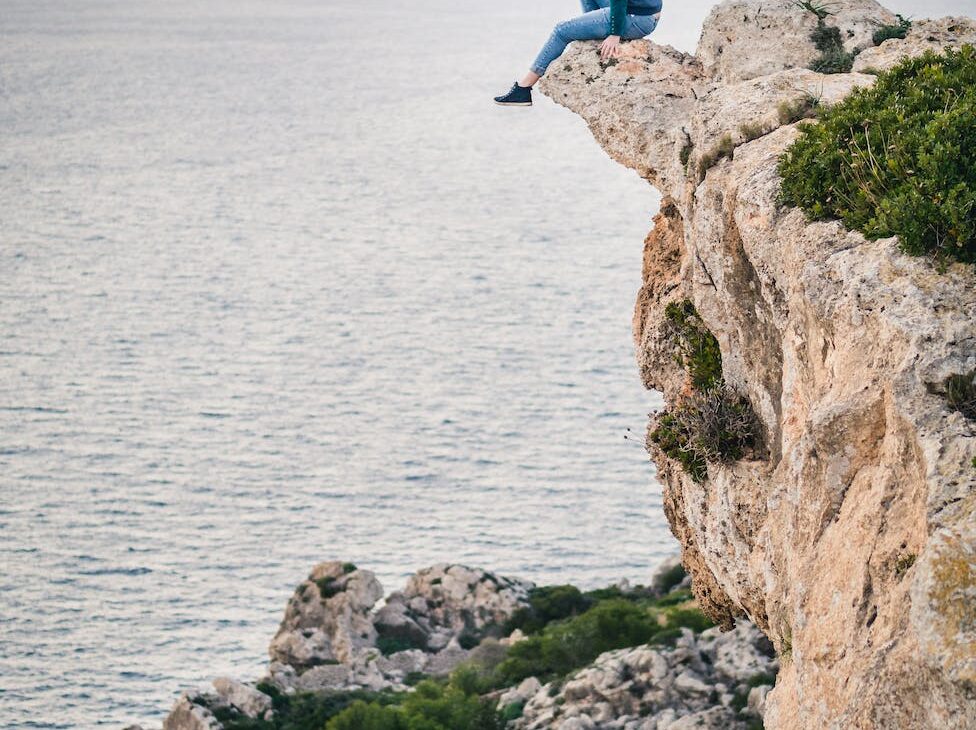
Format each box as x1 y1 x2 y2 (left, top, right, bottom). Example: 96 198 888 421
539 1 976 728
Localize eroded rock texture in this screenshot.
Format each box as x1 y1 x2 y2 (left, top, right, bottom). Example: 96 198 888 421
540 2 976 727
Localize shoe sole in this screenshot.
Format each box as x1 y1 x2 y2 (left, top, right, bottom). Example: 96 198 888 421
494 101 533 107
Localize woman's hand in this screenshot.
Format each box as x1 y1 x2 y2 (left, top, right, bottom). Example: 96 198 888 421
600 35 621 61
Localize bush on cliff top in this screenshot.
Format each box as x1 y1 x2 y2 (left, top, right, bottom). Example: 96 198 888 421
779 46 976 264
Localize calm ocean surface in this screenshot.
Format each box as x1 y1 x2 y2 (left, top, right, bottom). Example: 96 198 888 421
0 0 966 727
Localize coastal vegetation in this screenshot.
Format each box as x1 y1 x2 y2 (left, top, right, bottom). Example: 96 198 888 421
779 46 976 264
207 576 716 730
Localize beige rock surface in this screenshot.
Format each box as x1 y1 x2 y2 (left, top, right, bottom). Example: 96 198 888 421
540 1 976 728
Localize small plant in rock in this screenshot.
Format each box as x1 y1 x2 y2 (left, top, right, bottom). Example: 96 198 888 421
739 121 770 143
792 0 835 22
779 46 976 264
872 14 911 46
697 134 736 177
776 93 820 126
651 385 763 483
943 370 976 420
663 300 723 391
777 93 821 125
894 553 917 577
794 0 856 74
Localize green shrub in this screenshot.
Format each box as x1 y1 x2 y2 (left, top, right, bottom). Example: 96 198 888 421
493 600 660 685
215 687 401 730
872 15 911 46
341 562 358 574
778 95 821 126
663 300 723 391
651 385 762 483
504 585 589 635
376 634 427 656
943 370 976 420
500 700 525 722
794 1 856 74
326 679 503 730
810 23 855 74
325 701 405 730
650 411 708 482
697 134 735 177
652 562 687 596
779 46 976 264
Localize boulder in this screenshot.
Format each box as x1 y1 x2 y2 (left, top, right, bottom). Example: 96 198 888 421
212 678 272 720
375 564 534 652
161 694 222 730
268 561 383 668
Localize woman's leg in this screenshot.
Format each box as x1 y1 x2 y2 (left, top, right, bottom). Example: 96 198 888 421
527 8 612 83
580 0 610 11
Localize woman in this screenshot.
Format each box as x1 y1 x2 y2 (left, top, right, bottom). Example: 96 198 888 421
495 0 663 107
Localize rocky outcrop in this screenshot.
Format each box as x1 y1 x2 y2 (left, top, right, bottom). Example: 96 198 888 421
515 623 777 730
161 562 535 728
268 561 383 668
540 1 976 728
375 564 534 652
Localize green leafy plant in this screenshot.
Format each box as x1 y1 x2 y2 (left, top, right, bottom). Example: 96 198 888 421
794 0 855 74
739 121 771 143
492 595 713 686
213 686 402 730
663 300 723 391
943 370 976 420
779 46 976 264
503 585 589 635
872 15 911 46
697 134 736 177
810 22 855 74
792 0 835 22
326 678 503 730
777 94 821 125
651 562 687 596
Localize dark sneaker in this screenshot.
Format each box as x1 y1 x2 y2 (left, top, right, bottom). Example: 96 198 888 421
494 82 532 107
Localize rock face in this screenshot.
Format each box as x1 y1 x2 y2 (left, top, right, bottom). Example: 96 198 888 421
516 623 777 730
539 2 976 728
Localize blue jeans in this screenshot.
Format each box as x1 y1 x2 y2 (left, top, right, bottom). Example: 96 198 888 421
530 0 659 76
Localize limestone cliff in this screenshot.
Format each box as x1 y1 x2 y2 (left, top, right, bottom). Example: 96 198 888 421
539 2 976 728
